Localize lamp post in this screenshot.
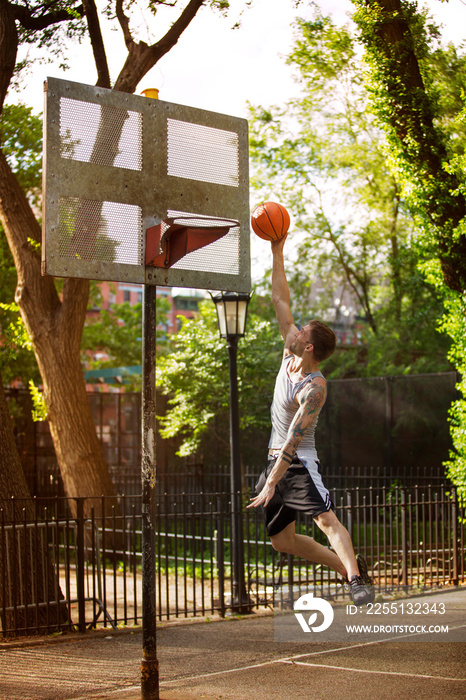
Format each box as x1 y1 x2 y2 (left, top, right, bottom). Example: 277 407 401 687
211 291 252 614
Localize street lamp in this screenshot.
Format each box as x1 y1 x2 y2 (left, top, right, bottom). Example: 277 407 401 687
211 291 252 614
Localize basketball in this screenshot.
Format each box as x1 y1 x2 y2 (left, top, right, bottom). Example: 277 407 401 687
251 201 290 241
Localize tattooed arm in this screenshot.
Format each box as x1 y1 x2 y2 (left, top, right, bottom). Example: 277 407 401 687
247 379 326 508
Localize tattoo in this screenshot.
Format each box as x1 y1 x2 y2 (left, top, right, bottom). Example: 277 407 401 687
284 381 325 452
281 451 293 463
300 382 324 416
291 421 307 440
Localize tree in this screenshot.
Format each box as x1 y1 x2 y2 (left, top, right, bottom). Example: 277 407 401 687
0 0 244 515
156 299 283 464
0 104 42 386
350 0 466 496
249 8 451 378
352 0 466 292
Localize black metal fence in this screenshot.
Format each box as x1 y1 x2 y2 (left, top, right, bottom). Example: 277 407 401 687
1 485 464 637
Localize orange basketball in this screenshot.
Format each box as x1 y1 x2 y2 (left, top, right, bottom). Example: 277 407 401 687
251 201 290 241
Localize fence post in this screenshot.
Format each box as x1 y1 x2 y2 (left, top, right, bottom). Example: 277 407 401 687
287 553 294 607
385 376 393 479
400 490 408 588
452 487 459 585
216 496 225 617
75 497 86 633
346 490 353 539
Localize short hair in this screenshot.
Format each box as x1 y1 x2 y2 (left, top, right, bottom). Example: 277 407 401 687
308 320 336 362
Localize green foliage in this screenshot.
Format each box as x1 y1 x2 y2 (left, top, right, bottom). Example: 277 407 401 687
249 7 450 378
82 291 170 390
0 104 43 385
13 1 87 77
438 293 466 501
0 298 40 385
0 302 32 352
0 104 43 201
156 299 282 457
351 0 466 293
350 0 466 491
28 379 47 421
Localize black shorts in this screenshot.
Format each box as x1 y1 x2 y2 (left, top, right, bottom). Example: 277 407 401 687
255 456 334 537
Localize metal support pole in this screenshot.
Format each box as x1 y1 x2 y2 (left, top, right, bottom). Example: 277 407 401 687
227 337 250 613
141 283 159 699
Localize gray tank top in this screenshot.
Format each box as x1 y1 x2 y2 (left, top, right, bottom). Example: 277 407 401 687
268 354 324 456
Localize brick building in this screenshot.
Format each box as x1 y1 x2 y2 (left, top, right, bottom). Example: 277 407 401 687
83 283 205 389
96 281 205 334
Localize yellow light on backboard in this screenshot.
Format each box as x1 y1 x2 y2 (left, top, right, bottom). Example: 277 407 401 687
141 88 159 100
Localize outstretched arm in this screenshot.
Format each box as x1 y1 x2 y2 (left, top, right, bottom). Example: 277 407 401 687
247 378 326 509
271 236 297 346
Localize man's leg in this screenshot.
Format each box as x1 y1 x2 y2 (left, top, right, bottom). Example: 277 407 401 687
313 510 359 580
270 521 347 578
314 510 374 605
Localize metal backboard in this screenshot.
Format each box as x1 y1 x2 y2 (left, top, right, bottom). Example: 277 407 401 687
42 78 250 292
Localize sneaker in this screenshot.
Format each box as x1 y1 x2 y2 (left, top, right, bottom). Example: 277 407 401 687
347 554 375 606
356 554 373 586
348 575 374 606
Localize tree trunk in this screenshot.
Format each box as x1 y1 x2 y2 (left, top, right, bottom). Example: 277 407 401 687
0 0 17 108
0 0 208 520
388 190 402 322
0 371 69 635
0 149 116 520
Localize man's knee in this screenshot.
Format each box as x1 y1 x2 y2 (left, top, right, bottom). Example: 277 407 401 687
314 509 344 535
270 527 295 553
270 533 289 553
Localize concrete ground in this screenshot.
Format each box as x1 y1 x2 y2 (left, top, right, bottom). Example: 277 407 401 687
0 588 465 700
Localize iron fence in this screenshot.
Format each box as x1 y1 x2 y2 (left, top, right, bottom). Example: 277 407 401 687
0 485 464 637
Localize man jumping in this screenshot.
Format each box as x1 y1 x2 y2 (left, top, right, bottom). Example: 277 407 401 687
247 234 373 606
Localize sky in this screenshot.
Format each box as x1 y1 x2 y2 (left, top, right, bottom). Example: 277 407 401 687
13 0 466 284
17 0 466 119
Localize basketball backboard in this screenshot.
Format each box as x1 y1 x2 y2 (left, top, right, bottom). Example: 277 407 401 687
42 78 250 292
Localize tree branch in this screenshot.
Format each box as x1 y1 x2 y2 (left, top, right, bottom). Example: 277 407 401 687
12 3 84 31
315 186 378 333
115 0 133 50
81 0 111 88
114 0 206 93
388 186 402 321
0 148 60 334
0 0 18 111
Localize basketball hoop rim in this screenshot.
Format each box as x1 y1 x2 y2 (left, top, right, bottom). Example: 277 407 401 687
164 215 240 229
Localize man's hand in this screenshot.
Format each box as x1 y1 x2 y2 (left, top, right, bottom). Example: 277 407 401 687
247 479 276 509
270 231 288 253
